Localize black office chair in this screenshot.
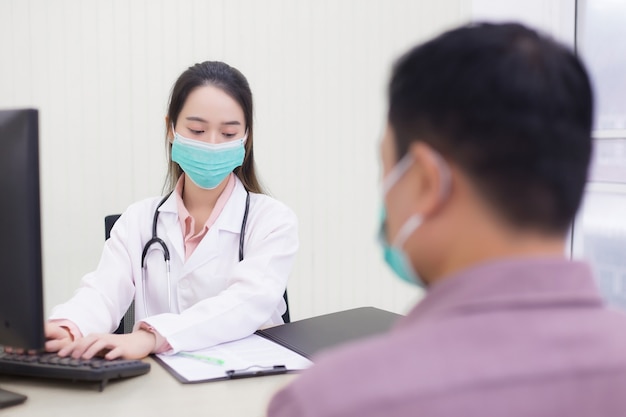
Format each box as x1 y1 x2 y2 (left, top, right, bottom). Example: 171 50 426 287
104 215 135 334
104 214 291 334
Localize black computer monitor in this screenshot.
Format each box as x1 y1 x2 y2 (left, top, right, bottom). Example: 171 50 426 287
0 109 45 352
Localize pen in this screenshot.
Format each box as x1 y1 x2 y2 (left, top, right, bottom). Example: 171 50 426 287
226 365 287 379
178 352 225 366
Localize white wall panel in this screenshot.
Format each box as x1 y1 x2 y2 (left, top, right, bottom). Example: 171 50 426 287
0 0 470 320
471 0 575 46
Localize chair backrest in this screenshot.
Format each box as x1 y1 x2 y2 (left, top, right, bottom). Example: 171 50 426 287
104 214 291 333
104 215 134 334
104 214 121 240
281 291 291 324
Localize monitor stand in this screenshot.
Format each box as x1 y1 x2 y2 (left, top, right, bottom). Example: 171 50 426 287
0 387 27 409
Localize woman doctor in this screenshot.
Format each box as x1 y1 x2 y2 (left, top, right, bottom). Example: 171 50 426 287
44 61 298 360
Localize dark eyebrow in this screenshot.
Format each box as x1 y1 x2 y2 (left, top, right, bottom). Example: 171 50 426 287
185 116 208 123
184 116 241 126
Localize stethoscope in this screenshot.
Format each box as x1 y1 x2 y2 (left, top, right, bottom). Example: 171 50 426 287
140 190 250 317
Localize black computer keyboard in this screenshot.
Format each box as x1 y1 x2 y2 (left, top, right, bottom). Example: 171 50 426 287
0 351 150 391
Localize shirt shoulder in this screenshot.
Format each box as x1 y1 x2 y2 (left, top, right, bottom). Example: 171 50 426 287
107 196 172 238
268 332 419 417
122 195 168 215
247 192 298 229
250 192 295 214
268 303 626 417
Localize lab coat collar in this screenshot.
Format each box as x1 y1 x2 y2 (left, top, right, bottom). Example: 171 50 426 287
182 177 249 273
157 189 179 216
155 176 249 269
212 177 249 234
155 192 185 264
156 176 249 231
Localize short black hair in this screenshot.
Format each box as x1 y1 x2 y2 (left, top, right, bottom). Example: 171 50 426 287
388 22 593 234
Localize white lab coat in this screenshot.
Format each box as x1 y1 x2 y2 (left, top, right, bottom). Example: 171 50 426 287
50 178 298 353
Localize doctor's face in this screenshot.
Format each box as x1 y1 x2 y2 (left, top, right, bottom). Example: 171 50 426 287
171 84 246 145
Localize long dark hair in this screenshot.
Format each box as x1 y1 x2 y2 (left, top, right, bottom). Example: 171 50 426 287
164 61 264 194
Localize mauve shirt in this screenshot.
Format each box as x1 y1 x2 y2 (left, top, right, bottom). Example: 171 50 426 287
267 257 626 417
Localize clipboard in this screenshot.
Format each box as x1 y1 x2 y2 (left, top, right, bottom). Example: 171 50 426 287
154 333 312 384
155 306 401 383
256 306 402 359
0 387 27 409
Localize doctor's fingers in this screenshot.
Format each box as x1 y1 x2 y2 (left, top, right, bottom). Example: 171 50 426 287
58 334 110 359
44 324 72 352
104 345 126 361
78 334 123 360
104 332 154 360
44 322 69 339
45 338 73 353
56 337 88 358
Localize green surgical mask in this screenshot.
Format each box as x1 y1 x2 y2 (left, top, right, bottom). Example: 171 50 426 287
379 207 425 287
378 150 451 287
171 130 247 189
378 155 425 287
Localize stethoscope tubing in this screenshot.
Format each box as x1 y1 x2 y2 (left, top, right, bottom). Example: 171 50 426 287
140 190 250 318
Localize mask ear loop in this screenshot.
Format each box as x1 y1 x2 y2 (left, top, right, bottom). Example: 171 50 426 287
382 153 421 249
389 149 452 250
382 154 414 196
392 214 423 249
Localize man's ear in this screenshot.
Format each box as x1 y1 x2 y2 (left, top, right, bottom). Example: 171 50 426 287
408 142 450 217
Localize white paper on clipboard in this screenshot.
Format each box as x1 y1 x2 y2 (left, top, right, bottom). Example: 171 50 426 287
156 334 312 383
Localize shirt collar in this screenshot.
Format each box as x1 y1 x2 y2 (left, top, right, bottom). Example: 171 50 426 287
396 257 603 330
173 174 236 234
167 174 248 233
216 176 249 233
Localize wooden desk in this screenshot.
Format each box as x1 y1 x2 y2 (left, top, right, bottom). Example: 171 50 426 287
0 357 297 416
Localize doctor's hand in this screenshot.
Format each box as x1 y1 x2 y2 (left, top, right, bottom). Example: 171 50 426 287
45 322 76 353
57 330 156 360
